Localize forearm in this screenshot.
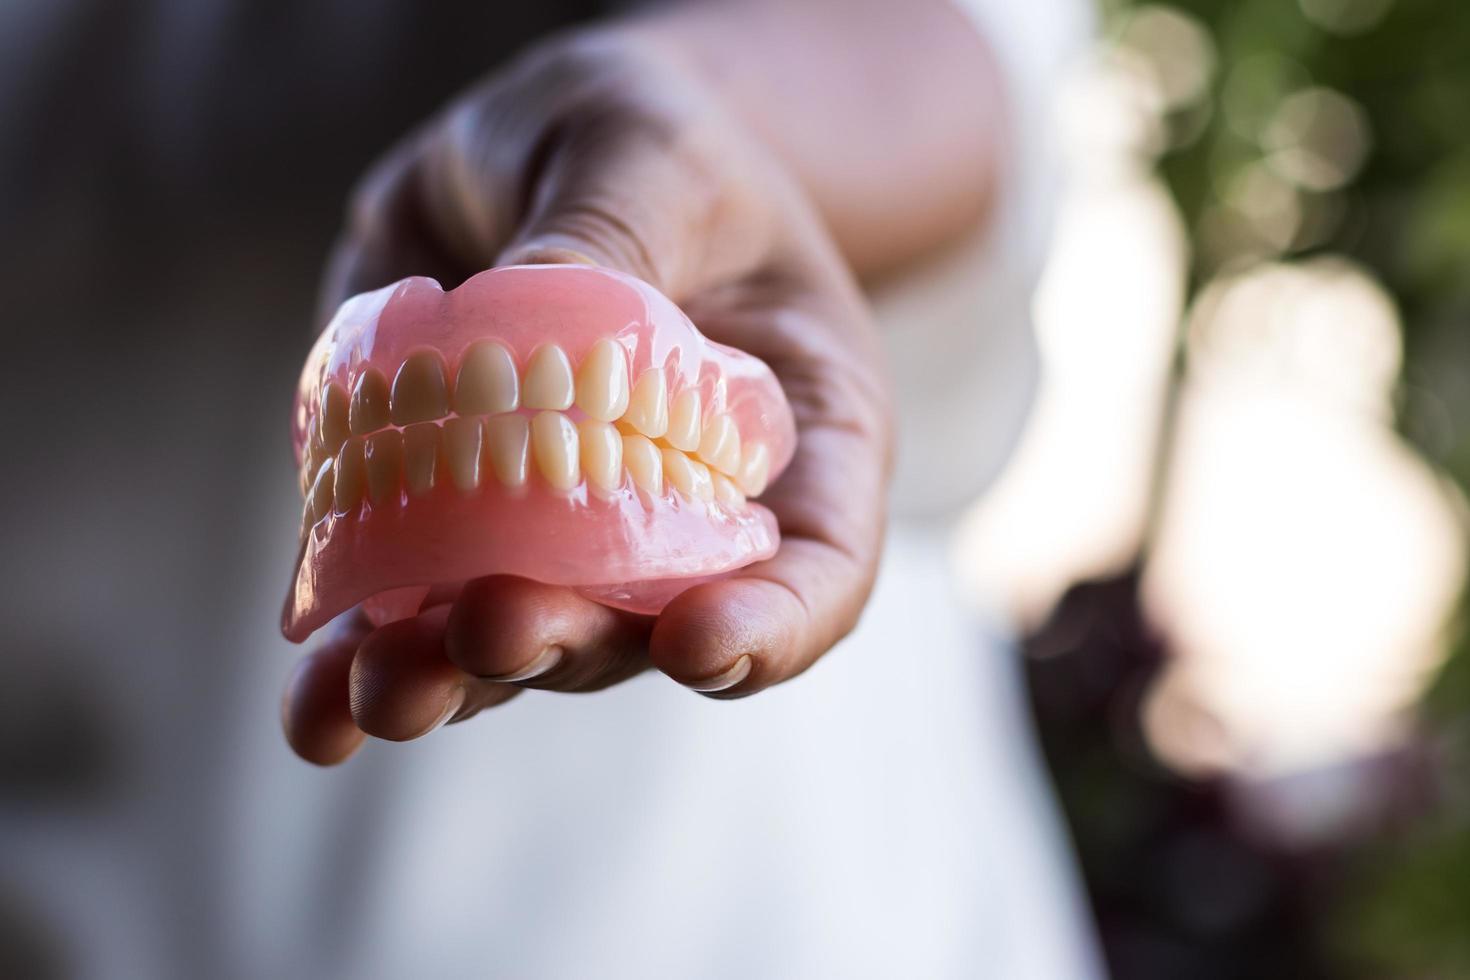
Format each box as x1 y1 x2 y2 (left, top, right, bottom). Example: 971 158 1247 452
633 0 1004 279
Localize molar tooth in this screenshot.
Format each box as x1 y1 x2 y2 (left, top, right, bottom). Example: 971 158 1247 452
522 344 574 411
575 338 630 422
578 419 623 492
390 351 450 425
441 416 483 492
350 368 391 435
666 388 703 452
455 341 519 415
662 448 713 501
697 413 741 475
365 430 404 505
532 411 580 490
307 458 335 528
737 442 771 497
711 472 746 509
334 438 367 513
485 414 530 489
402 423 440 496
622 433 663 495
318 382 350 452
624 369 668 438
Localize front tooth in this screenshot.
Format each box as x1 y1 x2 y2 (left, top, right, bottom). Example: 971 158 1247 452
624 369 668 438
318 382 350 453
441 416 483 492
307 458 335 528
662 448 713 501
531 411 580 490
737 442 771 497
455 341 519 415
350 368 391 435
485 414 530 489
578 419 623 492
390 351 450 424
697 413 741 475
711 472 746 509
666 388 702 452
365 430 403 505
622 433 664 495
575 338 630 422
334 438 367 513
522 344 574 411
402 423 440 496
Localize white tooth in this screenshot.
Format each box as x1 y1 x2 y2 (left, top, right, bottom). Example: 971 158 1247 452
662 448 713 501
334 438 366 513
697 413 741 476
402 422 439 497
306 458 334 529
578 419 623 492
522 344 574 411
575 338 630 422
365 430 403 505
350 367 391 435
441 416 483 492
666 388 702 452
485 414 530 489
532 411 580 490
455 341 519 415
390 351 450 424
318 382 350 453
622 433 663 495
736 442 771 497
623 369 668 438
711 472 746 509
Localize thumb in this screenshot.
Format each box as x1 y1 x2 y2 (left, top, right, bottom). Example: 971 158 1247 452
494 114 766 301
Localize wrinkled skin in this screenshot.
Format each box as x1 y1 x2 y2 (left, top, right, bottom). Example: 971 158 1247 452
283 30 892 764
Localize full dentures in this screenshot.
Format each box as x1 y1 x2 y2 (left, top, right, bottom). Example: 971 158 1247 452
282 265 797 642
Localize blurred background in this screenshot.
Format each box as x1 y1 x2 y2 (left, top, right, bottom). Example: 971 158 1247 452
959 0 1470 974
1 0 1467 977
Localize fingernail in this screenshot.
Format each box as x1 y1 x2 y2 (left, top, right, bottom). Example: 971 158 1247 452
500 243 602 268
491 645 563 684
423 686 467 736
686 655 752 694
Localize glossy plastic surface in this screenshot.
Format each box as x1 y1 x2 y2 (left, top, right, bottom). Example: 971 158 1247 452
282 265 796 642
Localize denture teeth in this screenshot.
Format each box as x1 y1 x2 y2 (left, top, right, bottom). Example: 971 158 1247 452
402 422 440 497
442 416 483 492
575 338 630 422
531 410 580 490
698 413 741 476
390 351 450 425
622 433 663 495
318 382 351 454
306 458 335 529
485 414 530 489
578 419 623 492
334 438 367 514
455 341 519 416
736 442 771 497
666 388 703 452
365 430 403 504
662 447 714 502
711 472 746 509
350 367 391 436
523 344 575 411
623 369 668 438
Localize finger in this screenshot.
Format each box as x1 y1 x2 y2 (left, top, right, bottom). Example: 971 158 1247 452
282 617 372 765
445 576 652 693
652 293 891 697
348 606 519 740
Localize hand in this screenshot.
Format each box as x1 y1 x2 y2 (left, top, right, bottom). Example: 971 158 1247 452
283 29 892 764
